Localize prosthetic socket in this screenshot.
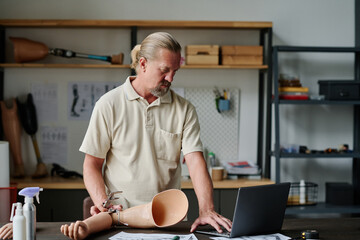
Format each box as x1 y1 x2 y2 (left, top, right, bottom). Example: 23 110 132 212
114 188 188 228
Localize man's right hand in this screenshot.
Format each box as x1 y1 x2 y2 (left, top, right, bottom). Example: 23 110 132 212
90 203 123 215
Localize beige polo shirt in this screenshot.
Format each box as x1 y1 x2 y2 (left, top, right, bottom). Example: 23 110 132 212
80 76 203 208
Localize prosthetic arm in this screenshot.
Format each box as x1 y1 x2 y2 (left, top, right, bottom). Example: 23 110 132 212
61 189 188 240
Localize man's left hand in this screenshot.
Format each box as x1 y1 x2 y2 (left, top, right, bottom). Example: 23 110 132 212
190 209 232 233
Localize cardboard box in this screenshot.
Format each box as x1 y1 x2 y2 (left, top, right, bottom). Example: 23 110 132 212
221 46 263 65
186 45 219 65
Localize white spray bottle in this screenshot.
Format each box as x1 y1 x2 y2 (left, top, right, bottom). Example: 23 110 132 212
10 202 26 240
19 187 43 240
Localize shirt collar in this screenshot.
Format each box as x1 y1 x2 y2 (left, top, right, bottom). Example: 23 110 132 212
124 76 173 104
124 76 141 101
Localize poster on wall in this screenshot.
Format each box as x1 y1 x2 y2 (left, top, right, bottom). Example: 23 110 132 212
40 126 67 164
31 83 58 122
68 81 120 120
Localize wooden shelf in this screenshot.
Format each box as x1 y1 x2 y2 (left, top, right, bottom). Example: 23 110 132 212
11 176 274 189
0 19 272 29
0 20 270 70
0 63 131 69
181 178 274 189
182 64 268 69
11 176 85 189
0 63 268 69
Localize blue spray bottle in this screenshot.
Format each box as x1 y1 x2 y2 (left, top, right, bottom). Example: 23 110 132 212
19 187 43 240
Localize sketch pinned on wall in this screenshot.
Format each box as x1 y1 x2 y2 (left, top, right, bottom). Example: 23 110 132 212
40 126 67 164
31 83 58 123
68 81 120 120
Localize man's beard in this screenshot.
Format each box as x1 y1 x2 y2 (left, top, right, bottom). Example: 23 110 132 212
150 80 171 97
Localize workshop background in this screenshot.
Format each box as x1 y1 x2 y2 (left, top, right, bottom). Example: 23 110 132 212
0 0 355 203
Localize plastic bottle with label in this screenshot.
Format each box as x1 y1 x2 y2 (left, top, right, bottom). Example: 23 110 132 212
208 152 216 167
10 202 26 240
299 179 306 205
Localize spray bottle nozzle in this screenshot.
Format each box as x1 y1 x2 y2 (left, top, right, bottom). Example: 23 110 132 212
19 187 43 204
10 202 23 221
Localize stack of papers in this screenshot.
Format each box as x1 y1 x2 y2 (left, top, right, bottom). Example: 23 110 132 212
210 233 289 240
224 161 259 175
109 231 197 240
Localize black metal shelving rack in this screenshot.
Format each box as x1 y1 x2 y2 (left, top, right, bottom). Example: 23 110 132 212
270 45 360 215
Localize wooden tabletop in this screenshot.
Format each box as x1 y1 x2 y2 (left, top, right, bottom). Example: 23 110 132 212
11 176 274 189
181 178 274 189
6 218 360 240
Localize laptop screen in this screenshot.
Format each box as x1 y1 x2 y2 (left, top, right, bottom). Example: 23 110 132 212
230 183 290 237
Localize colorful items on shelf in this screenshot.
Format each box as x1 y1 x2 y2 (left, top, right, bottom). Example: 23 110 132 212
280 143 352 154
278 74 309 100
223 161 259 175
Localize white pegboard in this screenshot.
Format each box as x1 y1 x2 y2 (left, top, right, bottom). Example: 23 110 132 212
185 88 239 164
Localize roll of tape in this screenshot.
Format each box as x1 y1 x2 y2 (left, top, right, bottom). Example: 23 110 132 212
301 230 319 240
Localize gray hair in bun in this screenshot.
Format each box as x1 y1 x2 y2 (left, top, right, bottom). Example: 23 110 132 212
130 32 181 73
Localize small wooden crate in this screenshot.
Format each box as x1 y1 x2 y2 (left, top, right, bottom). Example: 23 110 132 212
186 45 219 65
221 46 263 65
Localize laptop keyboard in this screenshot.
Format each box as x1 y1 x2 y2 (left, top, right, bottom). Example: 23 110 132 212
197 229 231 237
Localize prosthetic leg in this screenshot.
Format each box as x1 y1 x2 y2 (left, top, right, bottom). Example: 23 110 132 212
0 99 25 178
60 189 188 240
10 37 124 64
17 94 47 178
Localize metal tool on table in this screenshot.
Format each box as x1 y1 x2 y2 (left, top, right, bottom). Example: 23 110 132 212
103 191 123 212
17 93 48 178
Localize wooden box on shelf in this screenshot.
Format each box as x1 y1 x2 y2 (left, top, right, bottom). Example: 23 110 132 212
186 45 219 65
221 45 263 65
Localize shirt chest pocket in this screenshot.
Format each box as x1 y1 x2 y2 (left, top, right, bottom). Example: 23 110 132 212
155 129 182 162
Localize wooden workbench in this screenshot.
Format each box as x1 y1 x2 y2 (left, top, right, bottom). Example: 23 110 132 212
11 176 274 189
9 176 274 222
3 218 359 240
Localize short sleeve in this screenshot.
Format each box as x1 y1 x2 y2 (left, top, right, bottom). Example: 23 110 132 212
181 104 203 155
79 99 112 159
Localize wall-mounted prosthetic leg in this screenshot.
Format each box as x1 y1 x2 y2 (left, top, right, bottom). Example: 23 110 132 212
17 94 47 178
0 99 25 178
60 189 189 240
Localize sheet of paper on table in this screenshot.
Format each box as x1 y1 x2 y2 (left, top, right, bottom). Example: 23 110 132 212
109 231 198 240
209 233 289 240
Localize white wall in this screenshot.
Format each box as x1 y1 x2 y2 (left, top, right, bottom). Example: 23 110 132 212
0 0 355 201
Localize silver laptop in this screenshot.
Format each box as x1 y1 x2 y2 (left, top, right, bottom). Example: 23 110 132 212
196 183 290 238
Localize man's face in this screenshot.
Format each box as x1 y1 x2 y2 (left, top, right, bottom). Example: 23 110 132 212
143 49 181 97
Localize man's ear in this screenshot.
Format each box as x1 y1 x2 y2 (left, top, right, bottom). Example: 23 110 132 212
139 57 147 72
